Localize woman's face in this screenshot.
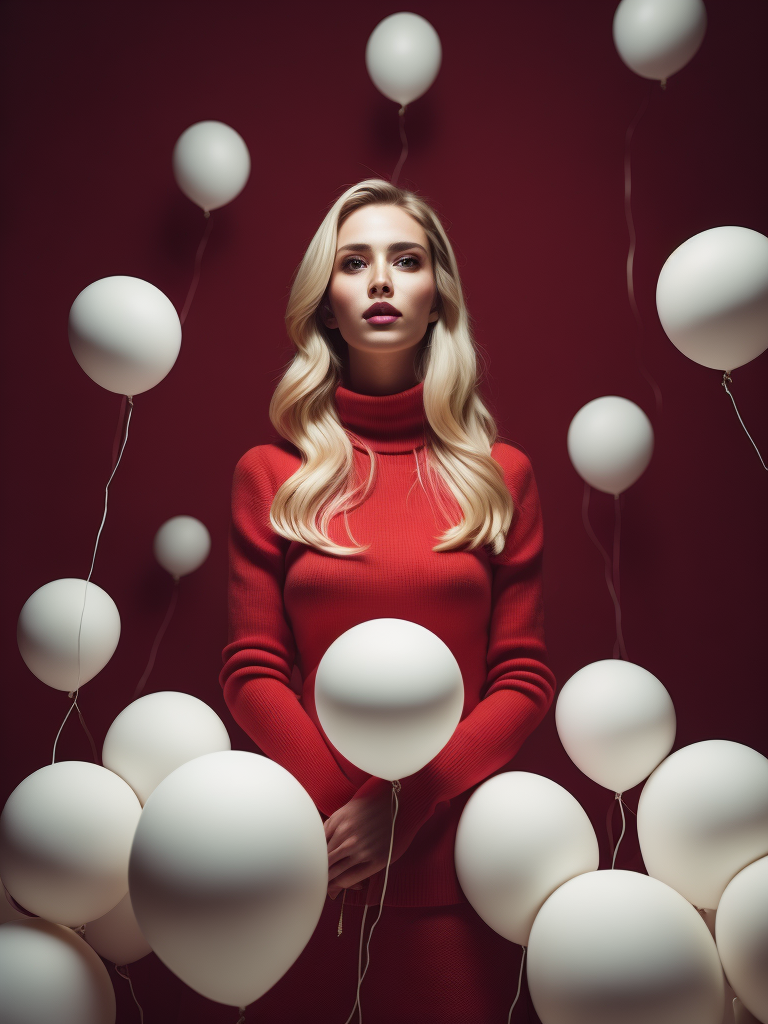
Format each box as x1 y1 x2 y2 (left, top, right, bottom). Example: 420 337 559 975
321 204 439 359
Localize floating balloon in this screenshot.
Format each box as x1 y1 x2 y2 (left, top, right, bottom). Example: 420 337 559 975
567 396 654 495
103 691 231 805
613 0 707 81
0 761 141 926
656 226 768 371
69 275 181 395
527 870 723 1024
315 618 463 780
153 515 211 578
638 740 768 909
366 12 442 107
17 578 121 691
556 660 676 793
716 856 768 1022
85 892 152 966
173 121 251 213
455 772 599 945
0 919 115 1024
129 750 327 1008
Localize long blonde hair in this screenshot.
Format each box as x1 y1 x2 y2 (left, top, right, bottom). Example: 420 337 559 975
268 179 513 557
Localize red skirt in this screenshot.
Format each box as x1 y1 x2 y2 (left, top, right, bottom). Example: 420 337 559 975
250 896 527 1024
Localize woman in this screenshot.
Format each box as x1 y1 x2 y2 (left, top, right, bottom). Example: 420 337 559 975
220 179 555 1023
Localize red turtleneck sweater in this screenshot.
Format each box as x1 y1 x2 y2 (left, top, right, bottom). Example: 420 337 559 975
220 381 555 907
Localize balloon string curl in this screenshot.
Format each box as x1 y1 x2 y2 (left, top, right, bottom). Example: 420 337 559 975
180 213 214 327
506 945 526 1024
721 373 768 471
115 964 145 1023
624 82 663 416
611 792 627 869
234 1008 246 1023
53 395 134 762
581 484 627 660
343 780 401 1024
391 107 409 187
133 578 180 699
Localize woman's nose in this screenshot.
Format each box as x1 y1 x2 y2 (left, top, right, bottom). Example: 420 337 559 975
368 258 393 295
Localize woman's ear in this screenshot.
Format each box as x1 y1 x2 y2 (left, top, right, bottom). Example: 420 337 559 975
320 300 338 330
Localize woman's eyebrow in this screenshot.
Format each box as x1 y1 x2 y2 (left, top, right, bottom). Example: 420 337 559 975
336 241 428 255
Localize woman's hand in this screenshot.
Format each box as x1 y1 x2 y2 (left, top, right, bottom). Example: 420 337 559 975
324 784 398 899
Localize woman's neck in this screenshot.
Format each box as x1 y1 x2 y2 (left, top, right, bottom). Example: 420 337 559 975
342 342 422 396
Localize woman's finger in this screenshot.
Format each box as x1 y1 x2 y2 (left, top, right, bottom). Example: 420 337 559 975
329 864 373 891
327 835 356 867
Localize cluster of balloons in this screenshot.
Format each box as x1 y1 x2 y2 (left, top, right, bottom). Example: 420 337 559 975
454 656 768 1022
2 618 465 1016
16 516 211 697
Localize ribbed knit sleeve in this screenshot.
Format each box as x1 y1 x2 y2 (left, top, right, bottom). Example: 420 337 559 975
219 446 358 816
354 445 556 855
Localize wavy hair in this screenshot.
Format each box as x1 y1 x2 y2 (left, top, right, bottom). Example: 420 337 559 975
268 179 513 557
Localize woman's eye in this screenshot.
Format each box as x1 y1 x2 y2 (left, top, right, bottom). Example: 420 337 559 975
396 256 420 269
343 257 366 270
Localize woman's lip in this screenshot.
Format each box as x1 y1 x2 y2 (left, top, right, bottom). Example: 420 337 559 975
365 315 401 324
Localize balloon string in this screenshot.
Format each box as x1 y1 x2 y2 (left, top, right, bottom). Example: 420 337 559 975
391 107 409 187
180 213 214 327
581 484 627 660
611 792 626 869
235 1009 246 1024
110 396 128 471
624 82 663 416
343 780 401 1024
115 964 145 1024
337 886 347 937
722 373 768 470
133 578 180 699
51 690 97 764
506 946 527 1024
86 395 134 586
54 395 133 761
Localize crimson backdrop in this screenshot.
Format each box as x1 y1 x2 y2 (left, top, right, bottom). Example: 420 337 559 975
1 1 766 1021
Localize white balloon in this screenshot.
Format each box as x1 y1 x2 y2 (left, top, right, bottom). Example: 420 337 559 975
173 121 251 213
567 396 654 495
556 659 676 793
366 12 442 107
85 892 152 966
613 0 707 81
716 856 768 1021
657 226 768 371
69 276 181 395
102 691 231 805
129 750 327 1007
0 919 115 1024
455 772 599 945
0 761 142 926
527 870 724 1024
153 515 211 578
17 578 121 692
315 618 464 781
638 741 768 909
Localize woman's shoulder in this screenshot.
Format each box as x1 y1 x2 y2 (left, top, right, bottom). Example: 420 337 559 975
491 440 535 482
234 441 301 494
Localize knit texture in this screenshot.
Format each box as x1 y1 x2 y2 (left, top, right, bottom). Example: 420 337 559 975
220 379 555 906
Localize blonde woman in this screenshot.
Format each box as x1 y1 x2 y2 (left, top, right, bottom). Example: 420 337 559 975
220 179 555 1022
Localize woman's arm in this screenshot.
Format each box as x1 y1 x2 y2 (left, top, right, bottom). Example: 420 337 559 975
220 447 358 817
326 446 555 889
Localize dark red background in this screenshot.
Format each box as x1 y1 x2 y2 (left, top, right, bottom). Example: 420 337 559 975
1 1 766 1020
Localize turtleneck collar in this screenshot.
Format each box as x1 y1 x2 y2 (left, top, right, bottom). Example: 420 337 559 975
334 380 428 454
